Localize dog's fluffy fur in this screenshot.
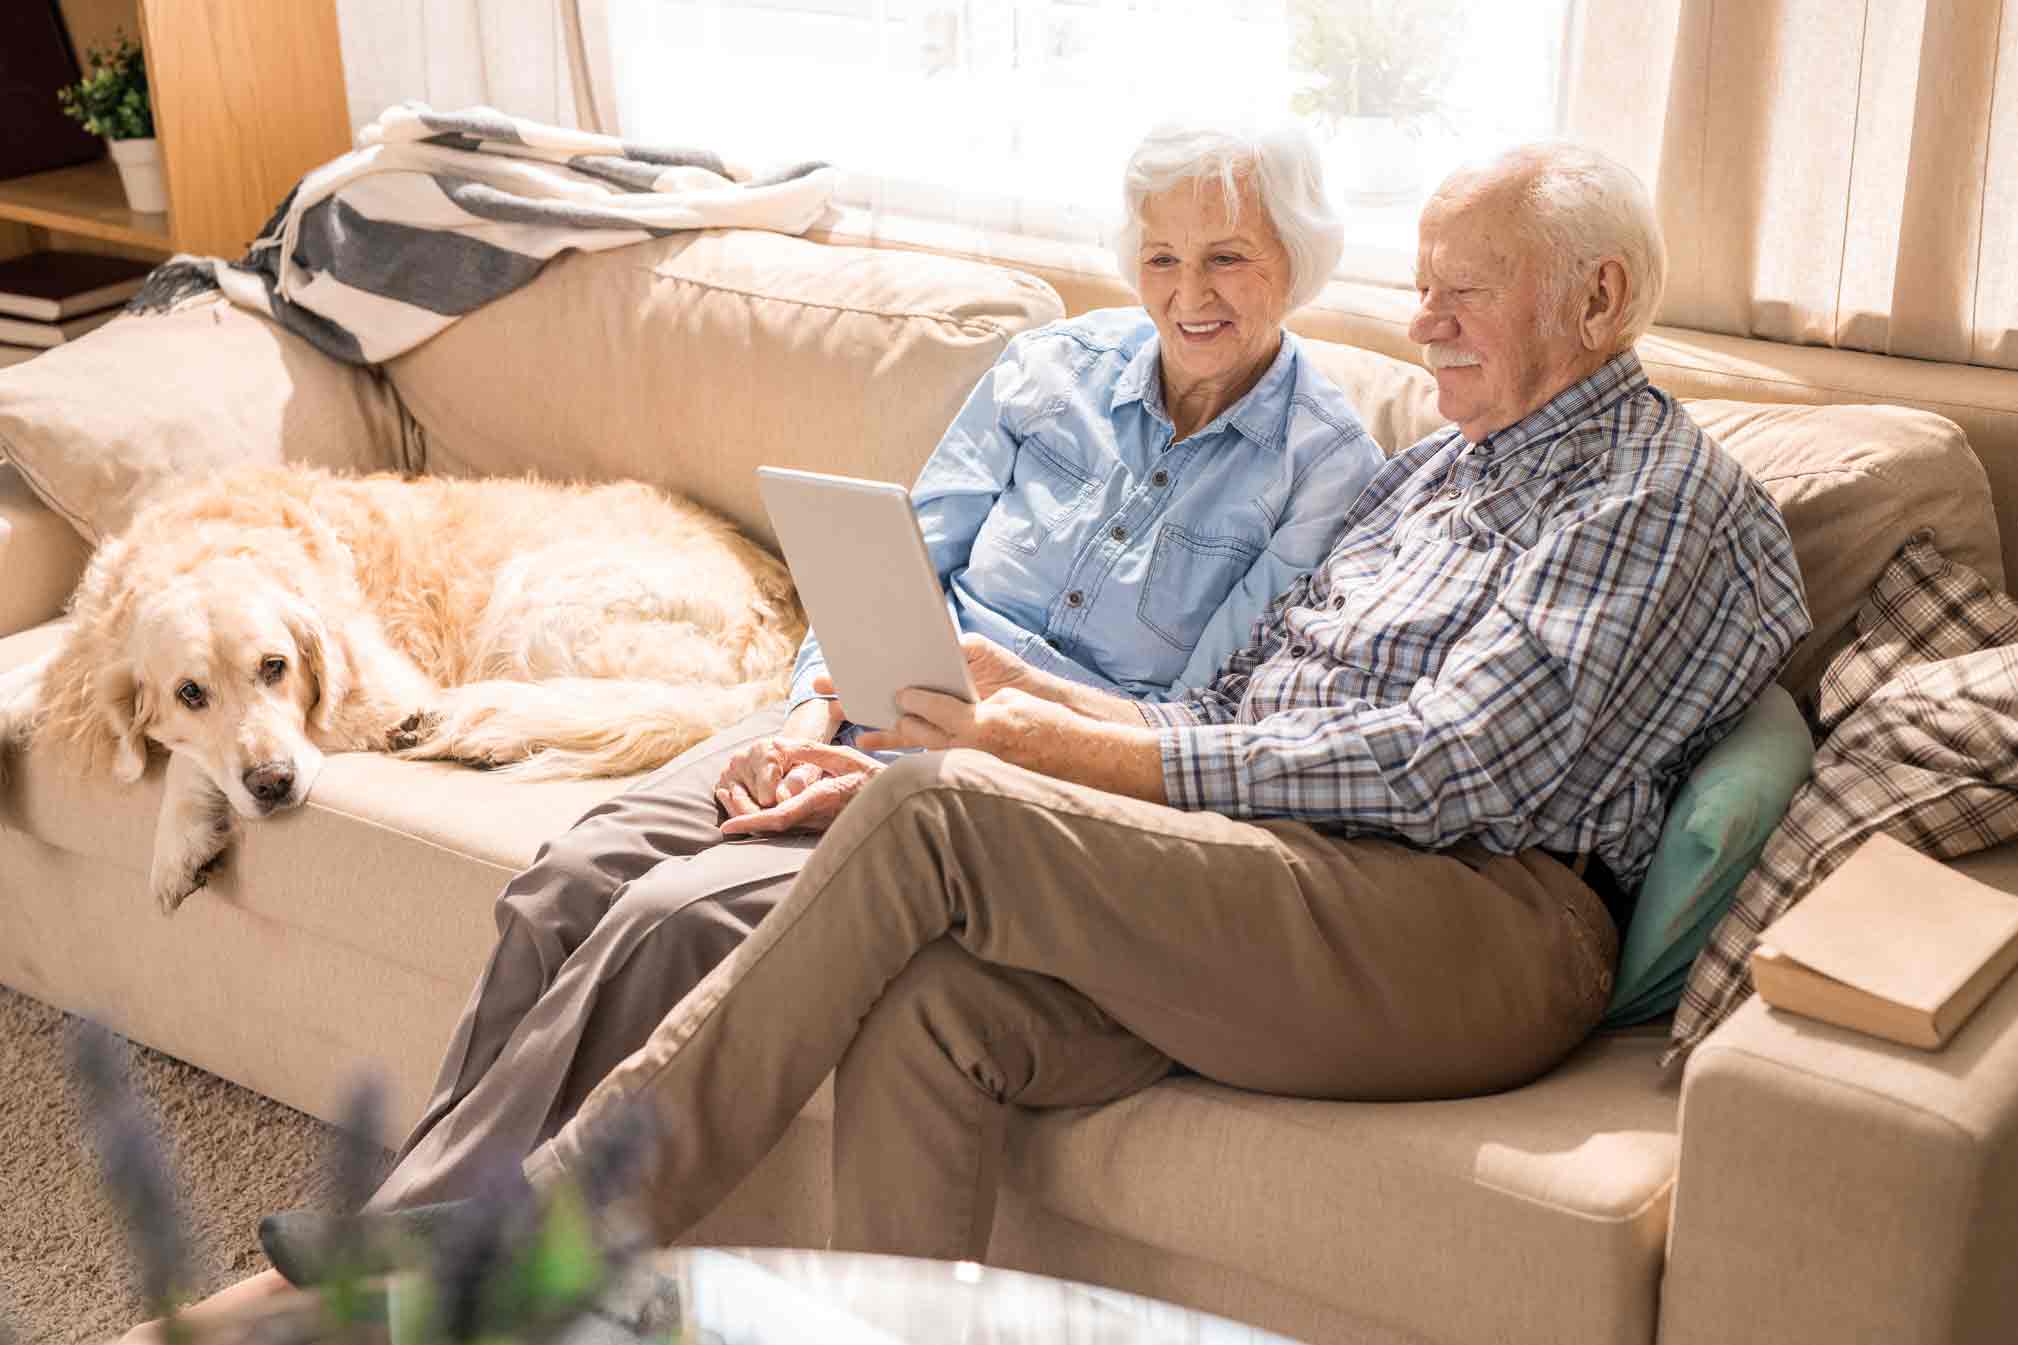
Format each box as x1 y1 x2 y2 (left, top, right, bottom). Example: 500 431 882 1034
1 464 804 911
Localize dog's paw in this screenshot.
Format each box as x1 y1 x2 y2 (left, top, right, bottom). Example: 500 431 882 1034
150 814 233 915
387 710 442 752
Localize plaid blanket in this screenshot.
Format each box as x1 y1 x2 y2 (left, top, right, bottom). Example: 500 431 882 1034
1668 532 2018 1065
128 104 837 365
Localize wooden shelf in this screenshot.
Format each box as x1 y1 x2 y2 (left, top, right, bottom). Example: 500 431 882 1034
0 160 172 253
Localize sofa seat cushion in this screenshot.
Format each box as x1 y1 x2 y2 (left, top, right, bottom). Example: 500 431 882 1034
1003 1026 1680 1345
4 624 642 983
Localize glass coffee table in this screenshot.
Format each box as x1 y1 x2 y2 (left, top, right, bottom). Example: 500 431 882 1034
143 1246 1308 1344
576 1246 1308 1344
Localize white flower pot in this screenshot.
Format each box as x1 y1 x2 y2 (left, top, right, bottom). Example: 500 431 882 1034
107 136 169 214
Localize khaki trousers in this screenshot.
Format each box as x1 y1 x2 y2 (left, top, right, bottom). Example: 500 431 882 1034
371 704 812 1211
526 749 1617 1261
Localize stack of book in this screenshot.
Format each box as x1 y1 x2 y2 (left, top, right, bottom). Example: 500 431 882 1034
0 251 158 368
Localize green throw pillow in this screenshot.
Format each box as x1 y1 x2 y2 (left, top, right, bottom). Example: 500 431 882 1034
1602 684 1815 1026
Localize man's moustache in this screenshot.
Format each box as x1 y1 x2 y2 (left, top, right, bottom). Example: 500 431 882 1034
1423 345 1481 371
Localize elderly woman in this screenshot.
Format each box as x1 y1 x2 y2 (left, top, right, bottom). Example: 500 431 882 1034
127 120 1378 1335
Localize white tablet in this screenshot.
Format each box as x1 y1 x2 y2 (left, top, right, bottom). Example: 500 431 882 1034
756 466 976 730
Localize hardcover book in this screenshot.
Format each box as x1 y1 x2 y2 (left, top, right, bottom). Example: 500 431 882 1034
0 251 155 321
1750 833 2018 1050
0 307 121 349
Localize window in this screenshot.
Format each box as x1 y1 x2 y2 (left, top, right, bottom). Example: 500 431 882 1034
608 1 1574 289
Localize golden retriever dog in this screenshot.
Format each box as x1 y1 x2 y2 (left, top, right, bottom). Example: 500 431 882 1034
0 463 804 912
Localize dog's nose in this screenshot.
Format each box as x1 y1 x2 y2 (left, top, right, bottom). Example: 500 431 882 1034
243 762 296 806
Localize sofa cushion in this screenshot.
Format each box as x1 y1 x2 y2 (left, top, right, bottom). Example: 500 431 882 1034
385 228 1066 552
1683 401 2003 705
0 463 87 639
1002 1026 1680 1345
0 302 409 545
1299 337 1444 455
1603 684 1815 1026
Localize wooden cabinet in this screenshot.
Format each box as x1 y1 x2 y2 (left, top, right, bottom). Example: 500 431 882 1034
0 0 350 261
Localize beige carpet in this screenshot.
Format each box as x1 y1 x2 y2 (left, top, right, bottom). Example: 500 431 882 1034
0 985 391 1345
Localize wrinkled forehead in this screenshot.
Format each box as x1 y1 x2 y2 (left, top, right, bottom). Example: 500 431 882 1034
1415 187 1536 285
1139 171 1273 247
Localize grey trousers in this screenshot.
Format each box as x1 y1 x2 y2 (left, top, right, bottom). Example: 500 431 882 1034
371 704 812 1211
525 749 1618 1262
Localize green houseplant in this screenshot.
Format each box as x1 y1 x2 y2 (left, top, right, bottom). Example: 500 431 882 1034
1288 0 1469 203
57 33 168 213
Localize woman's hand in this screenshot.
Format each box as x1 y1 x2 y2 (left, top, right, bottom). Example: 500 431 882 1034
717 741 885 836
713 699 843 820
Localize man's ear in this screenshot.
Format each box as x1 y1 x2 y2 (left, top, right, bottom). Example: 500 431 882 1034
283 600 351 733
93 661 154 783
1579 257 1631 353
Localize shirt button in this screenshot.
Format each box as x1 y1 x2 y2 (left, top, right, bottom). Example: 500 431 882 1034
1151 470 1170 488
1443 488 1462 501
1330 594 1345 609
1290 643 1308 657
1110 525 1128 542
1066 590 1085 608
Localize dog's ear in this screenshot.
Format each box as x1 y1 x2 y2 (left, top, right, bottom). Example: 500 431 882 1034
93 660 155 784
283 600 351 733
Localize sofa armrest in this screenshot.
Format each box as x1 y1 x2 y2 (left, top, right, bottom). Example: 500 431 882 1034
1658 956 2018 1345
0 461 87 639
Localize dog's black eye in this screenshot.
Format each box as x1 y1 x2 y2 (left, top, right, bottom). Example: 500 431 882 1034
176 681 206 711
261 656 287 684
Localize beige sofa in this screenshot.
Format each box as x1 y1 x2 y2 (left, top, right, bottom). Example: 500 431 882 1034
3 227 2017 1345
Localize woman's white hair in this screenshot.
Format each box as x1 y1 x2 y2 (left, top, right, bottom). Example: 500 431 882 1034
1457 142 1668 347
1111 121 1343 314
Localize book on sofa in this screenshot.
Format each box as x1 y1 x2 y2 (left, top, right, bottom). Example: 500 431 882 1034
1750 833 2018 1049
0 251 156 322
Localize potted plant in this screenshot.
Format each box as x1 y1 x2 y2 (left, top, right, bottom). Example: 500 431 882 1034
57 33 167 214
1288 0 1469 205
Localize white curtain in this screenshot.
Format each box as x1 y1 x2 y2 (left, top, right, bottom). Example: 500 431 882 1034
1569 0 2018 371
332 0 610 139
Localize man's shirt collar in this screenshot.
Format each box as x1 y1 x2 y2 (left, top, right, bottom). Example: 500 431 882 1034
1464 349 1649 460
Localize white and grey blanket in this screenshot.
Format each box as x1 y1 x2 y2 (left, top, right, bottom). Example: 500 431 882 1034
130 104 838 365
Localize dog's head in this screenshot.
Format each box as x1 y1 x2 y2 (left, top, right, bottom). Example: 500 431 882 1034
96 559 350 819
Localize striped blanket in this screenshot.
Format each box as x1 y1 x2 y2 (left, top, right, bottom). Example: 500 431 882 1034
130 104 838 365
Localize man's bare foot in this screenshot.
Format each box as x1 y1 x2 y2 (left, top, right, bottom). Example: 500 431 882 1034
118 1267 293 1343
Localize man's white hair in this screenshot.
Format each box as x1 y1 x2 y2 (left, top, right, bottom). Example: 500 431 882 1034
1442 141 1668 347
1111 121 1344 314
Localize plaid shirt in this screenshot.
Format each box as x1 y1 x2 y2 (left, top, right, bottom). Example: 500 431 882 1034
1143 351 1811 887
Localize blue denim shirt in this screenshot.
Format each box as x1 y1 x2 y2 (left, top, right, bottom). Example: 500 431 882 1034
789 307 1383 716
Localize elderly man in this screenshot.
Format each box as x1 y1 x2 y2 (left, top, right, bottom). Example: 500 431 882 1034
273 140 1812 1273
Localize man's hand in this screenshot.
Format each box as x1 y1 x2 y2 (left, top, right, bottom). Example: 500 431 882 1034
855 685 1073 761
717 741 884 835
856 685 1167 804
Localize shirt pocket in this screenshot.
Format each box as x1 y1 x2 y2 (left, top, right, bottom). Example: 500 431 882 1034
1139 523 1263 651
977 432 1102 556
